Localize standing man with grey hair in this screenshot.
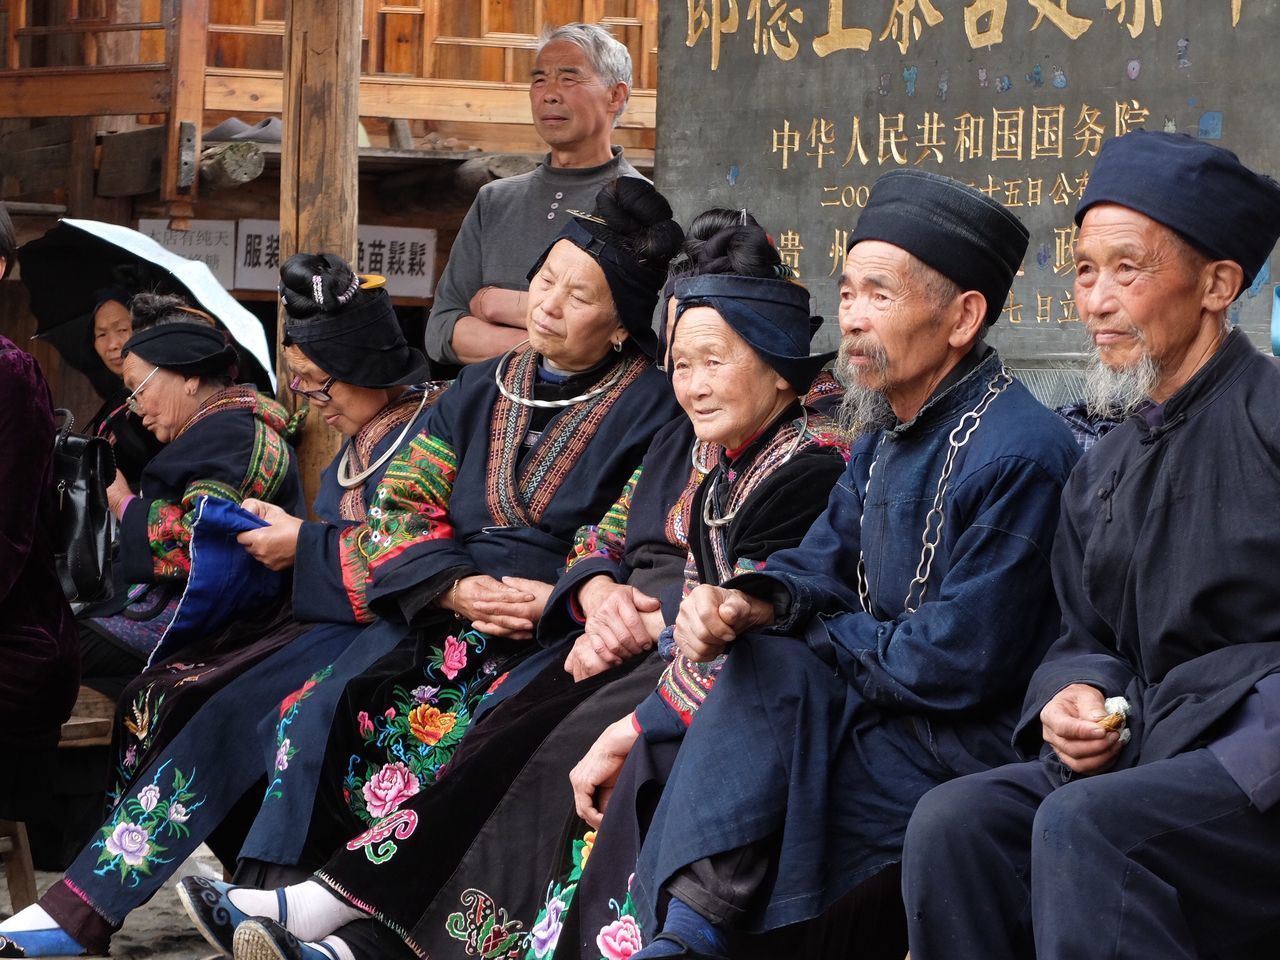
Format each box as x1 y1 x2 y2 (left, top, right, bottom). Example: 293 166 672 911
902 131 1280 960
425 22 643 367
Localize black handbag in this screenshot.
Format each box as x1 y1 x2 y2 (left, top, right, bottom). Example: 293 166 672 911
51 409 115 603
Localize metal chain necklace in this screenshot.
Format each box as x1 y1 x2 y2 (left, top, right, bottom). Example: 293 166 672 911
855 366 1013 614
493 340 625 409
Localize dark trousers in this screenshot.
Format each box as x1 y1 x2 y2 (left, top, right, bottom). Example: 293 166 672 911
902 750 1280 960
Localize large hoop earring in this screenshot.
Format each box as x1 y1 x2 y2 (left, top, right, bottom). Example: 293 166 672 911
612 339 623 353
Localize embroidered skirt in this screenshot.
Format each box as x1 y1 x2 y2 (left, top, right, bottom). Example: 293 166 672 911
312 653 662 959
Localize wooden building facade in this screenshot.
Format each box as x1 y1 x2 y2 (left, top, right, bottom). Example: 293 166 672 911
0 0 658 425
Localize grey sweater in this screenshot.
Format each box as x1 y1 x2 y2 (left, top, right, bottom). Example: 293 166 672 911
425 146 642 365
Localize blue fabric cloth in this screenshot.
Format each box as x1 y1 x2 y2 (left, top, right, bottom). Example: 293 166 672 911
633 349 1081 933
150 496 284 666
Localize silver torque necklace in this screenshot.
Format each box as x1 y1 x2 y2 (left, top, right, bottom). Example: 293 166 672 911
336 388 431 489
702 409 810 529
493 340 625 409
855 367 1013 614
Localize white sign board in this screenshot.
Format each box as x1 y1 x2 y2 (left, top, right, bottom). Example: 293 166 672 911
235 220 436 298
137 219 237 290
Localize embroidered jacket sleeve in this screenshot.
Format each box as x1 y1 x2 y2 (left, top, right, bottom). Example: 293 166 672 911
291 516 391 625
355 376 476 623
636 449 847 741
118 411 297 583
734 452 1073 718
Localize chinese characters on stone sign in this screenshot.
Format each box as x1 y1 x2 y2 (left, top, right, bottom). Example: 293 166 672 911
688 0 1244 69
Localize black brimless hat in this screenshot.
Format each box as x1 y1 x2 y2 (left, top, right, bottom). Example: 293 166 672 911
848 169 1030 326
122 321 238 378
283 281 430 388
1076 130 1280 292
673 274 833 392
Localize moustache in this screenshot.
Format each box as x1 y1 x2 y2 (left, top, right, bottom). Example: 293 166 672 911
836 334 890 378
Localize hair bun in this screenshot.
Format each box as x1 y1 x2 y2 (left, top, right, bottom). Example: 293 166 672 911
279 253 362 320
593 177 684 270
129 292 204 331
686 223 780 279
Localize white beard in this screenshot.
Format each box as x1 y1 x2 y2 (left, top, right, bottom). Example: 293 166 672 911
1082 349 1160 419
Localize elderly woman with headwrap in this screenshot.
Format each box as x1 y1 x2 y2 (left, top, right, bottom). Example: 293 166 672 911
0 255 444 960
166 177 685 957
183 236 849 960
73 293 305 695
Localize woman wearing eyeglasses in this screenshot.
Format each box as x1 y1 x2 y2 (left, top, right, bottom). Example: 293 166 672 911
0 257 448 960
72 294 304 697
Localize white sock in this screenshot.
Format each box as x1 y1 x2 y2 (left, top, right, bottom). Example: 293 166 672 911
319 935 356 960
226 880 366 943
0 904 59 933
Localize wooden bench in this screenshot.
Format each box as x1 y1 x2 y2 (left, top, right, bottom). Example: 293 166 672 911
1 688 113 913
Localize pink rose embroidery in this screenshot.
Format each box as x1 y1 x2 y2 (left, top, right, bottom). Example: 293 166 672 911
441 635 468 680
357 711 374 737
361 761 420 819
104 822 152 867
596 915 643 960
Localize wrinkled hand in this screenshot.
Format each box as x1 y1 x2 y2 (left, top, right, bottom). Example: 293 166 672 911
673 584 773 663
442 575 549 640
564 578 664 680
236 498 304 571
468 287 528 329
1041 683 1124 775
106 468 133 517
570 715 640 829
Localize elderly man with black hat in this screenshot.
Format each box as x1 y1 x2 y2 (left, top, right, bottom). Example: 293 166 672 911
563 169 1081 960
902 131 1280 960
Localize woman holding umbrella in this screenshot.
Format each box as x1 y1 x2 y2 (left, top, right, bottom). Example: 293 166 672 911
77 293 306 694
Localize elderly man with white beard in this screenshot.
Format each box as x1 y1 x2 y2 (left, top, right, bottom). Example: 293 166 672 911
585 169 1080 960
901 131 1280 960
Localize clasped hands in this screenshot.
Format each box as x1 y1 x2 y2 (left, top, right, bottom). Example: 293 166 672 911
1040 682 1126 775
440 575 552 641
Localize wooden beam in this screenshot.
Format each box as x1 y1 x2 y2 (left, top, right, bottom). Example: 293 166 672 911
277 0 362 508
163 0 209 216
204 69 657 128
0 66 169 118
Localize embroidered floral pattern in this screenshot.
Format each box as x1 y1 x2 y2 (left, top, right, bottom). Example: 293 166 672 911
345 809 420 864
93 760 202 885
263 665 334 802
341 627 505 826
445 888 528 959
524 828 597 960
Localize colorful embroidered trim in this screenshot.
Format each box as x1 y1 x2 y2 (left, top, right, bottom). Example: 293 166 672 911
566 465 641 570
485 346 649 528
340 384 450 521
361 433 458 572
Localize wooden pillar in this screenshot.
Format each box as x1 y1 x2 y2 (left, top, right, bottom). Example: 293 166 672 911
278 0 361 509
162 0 208 223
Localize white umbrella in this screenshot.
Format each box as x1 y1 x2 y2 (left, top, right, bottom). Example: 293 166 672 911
42 218 277 389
